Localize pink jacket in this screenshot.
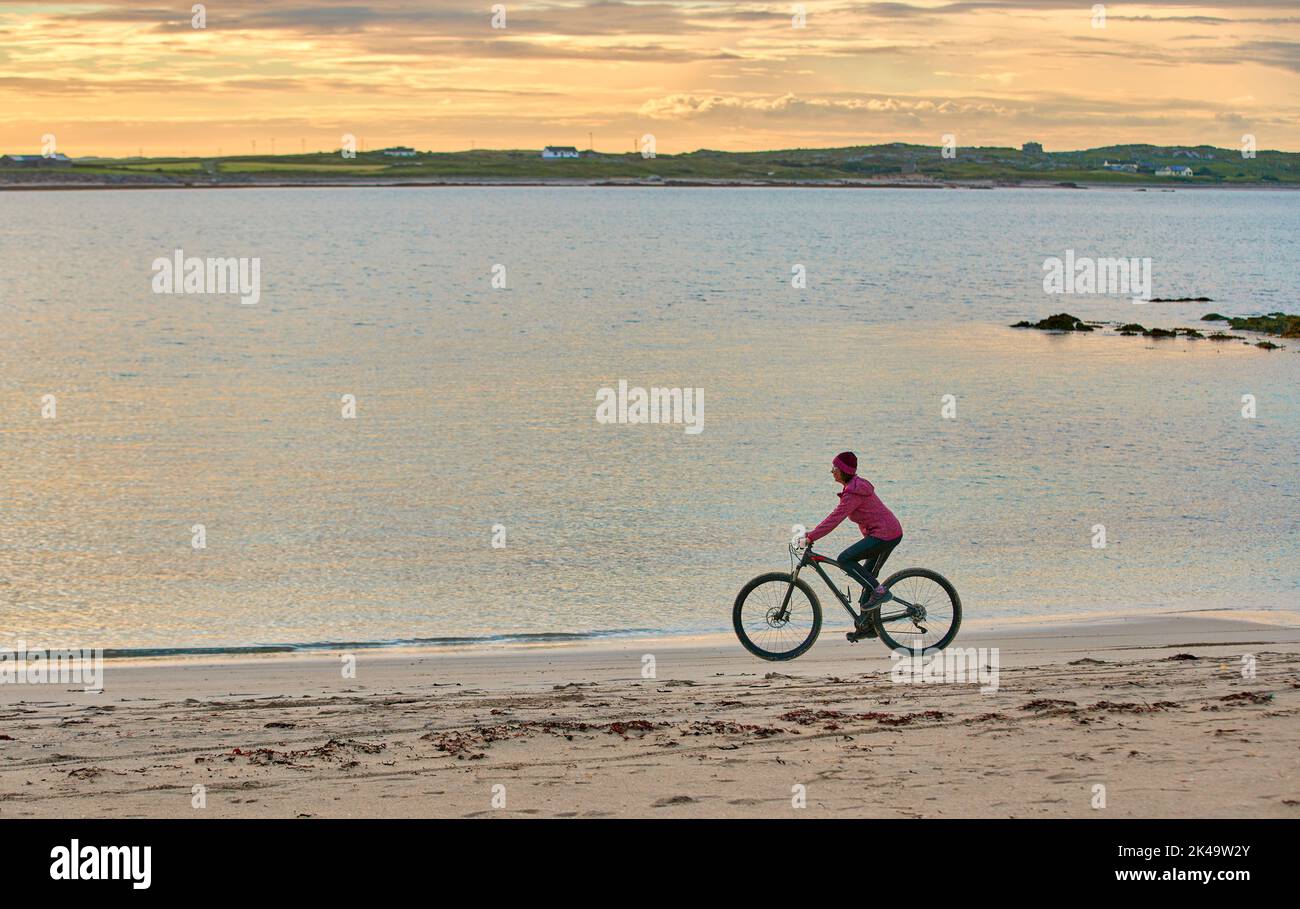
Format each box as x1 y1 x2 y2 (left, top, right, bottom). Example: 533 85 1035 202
806 475 902 543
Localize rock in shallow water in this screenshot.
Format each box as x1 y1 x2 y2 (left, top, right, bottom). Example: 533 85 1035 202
1011 312 1094 332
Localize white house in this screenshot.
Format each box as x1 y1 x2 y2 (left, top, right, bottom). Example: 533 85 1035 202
541 146 580 159
1156 165 1194 177
380 146 418 157
1102 160 1138 173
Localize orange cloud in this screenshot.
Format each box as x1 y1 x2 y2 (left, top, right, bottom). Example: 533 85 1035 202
0 0 1296 155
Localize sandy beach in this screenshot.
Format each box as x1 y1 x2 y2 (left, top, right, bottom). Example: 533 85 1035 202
2 611 1296 819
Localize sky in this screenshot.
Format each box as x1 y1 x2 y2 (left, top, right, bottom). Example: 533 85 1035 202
1 1 1297 157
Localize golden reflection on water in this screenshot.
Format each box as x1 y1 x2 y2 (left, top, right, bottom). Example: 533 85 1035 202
1 188 1297 651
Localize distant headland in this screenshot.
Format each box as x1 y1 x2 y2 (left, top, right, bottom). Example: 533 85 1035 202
2 142 1296 189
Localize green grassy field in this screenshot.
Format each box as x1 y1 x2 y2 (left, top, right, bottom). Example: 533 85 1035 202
114 162 206 173
216 162 390 174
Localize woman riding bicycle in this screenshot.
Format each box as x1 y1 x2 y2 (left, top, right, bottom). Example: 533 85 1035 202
800 451 902 624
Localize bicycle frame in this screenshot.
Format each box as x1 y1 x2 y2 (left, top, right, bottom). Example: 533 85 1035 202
781 544 916 624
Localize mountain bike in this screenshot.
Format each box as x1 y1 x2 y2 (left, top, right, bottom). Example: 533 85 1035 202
733 542 961 661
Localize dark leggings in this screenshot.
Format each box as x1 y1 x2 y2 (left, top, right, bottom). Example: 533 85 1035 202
837 535 902 598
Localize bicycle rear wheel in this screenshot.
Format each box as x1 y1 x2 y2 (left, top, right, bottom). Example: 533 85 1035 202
733 572 822 661
872 568 961 655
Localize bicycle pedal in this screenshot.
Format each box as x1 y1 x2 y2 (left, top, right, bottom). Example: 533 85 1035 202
845 631 864 643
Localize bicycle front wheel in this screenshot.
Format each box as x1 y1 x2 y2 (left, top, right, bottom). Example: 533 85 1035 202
733 572 822 661
872 568 961 655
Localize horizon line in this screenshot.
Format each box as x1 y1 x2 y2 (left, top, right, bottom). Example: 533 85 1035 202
13 140 1296 160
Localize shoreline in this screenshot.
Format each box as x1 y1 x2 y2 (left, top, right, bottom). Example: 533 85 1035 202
9 606 1300 668
3 178 1298 192
2 611 1295 818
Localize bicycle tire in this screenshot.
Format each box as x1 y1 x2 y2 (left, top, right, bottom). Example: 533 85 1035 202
733 572 822 661
872 568 962 655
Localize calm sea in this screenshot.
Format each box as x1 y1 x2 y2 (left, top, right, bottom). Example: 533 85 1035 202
1 187 1297 653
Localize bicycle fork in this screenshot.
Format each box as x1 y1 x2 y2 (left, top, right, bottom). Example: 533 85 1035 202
777 563 803 623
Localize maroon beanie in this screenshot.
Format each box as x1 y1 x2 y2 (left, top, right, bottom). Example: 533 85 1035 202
833 451 857 475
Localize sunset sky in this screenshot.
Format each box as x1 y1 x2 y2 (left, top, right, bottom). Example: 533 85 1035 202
1 1 1297 157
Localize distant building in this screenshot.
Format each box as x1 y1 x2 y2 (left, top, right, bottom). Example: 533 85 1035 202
379 146 418 157
1156 165 1194 177
541 146 580 159
1 153 72 167
1022 142 1043 155
1102 160 1138 173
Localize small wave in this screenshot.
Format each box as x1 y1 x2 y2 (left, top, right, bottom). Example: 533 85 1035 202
100 628 663 660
